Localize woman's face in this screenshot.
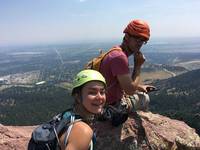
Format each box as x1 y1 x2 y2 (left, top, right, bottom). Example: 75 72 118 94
81 81 106 114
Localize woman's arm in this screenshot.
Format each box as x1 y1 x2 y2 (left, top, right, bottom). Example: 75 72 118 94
60 121 93 150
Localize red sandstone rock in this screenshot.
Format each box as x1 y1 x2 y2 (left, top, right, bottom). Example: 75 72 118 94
0 111 200 150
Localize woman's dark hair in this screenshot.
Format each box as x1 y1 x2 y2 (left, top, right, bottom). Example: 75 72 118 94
72 86 82 96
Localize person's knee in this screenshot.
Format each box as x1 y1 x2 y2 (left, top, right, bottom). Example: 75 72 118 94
131 92 150 111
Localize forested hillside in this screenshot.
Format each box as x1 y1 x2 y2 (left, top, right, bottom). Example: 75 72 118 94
0 85 73 125
150 69 200 135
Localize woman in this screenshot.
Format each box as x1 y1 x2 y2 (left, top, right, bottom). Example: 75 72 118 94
59 69 106 150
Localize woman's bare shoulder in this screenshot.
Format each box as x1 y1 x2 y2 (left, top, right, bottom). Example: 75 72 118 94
61 121 93 150
73 121 93 136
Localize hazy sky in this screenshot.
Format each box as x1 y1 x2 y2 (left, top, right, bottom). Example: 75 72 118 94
1 0 200 46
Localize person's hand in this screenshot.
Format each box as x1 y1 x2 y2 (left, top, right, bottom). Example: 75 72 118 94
136 84 148 93
146 85 157 93
136 85 156 93
134 51 145 67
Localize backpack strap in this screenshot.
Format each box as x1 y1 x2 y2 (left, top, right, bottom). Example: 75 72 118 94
63 115 95 150
98 47 122 70
53 125 61 147
63 115 82 146
101 47 122 60
85 46 122 71
89 140 93 150
103 47 123 90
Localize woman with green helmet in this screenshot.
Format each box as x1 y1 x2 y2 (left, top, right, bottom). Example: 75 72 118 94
59 69 106 150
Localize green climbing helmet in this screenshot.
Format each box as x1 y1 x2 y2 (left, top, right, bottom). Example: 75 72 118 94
72 69 106 93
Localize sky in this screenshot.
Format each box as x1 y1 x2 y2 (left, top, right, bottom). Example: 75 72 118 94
0 0 200 46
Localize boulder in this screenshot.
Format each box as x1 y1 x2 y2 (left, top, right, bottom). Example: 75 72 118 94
95 111 200 150
0 111 200 150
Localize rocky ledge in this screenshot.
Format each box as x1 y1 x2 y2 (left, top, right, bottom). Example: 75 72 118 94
0 111 200 150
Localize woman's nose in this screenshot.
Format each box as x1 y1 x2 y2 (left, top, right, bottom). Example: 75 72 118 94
96 92 105 101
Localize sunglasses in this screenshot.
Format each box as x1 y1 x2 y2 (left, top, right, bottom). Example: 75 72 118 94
127 34 147 45
133 36 147 45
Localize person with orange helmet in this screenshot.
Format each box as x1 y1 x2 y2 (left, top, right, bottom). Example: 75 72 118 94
123 19 150 41
98 19 155 118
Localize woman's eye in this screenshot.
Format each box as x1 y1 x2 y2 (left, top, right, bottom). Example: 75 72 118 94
88 91 97 95
88 90 105 96
100 91 105 95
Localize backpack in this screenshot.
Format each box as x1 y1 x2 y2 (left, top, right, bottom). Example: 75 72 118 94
28 110 91 150
85 47 122 71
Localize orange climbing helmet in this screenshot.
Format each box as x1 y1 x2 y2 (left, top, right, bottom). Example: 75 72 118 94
123 19 150 41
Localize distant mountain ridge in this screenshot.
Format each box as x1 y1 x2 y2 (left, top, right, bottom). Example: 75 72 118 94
156 68 200 87
150 69 200 135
